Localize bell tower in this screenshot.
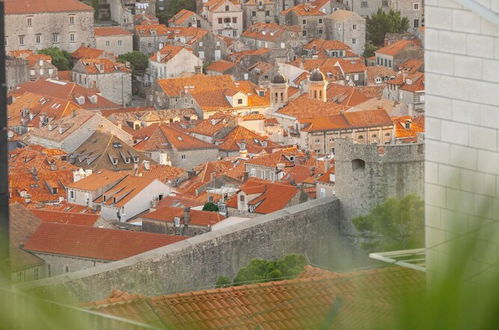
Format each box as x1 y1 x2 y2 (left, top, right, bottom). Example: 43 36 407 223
309 68 327 102
269 72 288 111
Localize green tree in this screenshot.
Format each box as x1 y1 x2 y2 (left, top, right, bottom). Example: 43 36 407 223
157 0 196 25
363 42 378 58
38 48 72 71
215 276 231 288
118 51 149 72
232 254 307 286
352 195 424 252
202 202 219 212
366 9 410 46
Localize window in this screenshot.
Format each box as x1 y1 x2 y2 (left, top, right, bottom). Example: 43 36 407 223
225 5 229 11
30 69 35 76
237 98 243 104
70 190 75 200
35 34 41 44
181 154 186 159
385 132 391 136
224 17 231 23
358 135 364 139
199 41 203 47
318 18 323 24
218 18 223 24
233 30 237 37
413 3 419 10
19 35 25 45
414 19 419 28
252 11 256 17
118 40 122 46
382 0 389 6
265 10 270 16
70 33 75 42
27 17 32 27
53 33 59 43
302 19 307 25
352 38 356 44
361 1 368 7
318 29 323 34
65 266 69 273
352 159 365 171
239 195 245 202
354 74 359 80
302 30 307 36
352 24 356 30
106 40 110 46
69 15 75 25
232 17 237 23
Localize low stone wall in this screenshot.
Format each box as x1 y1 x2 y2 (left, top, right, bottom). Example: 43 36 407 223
18 198 365 303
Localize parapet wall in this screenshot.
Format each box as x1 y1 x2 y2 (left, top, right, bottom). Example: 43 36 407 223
19 198 363 303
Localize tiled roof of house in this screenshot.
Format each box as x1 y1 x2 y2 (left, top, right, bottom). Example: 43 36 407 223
75 58 130 74
11 79 119 110
206 60 236 73
134 164 187 184
376 39 421 56
30 209 100 226
71 46 105 60
317 165 335 183
134 124 216 151
168 9 196 25
204 0 241 12
66 169 127 191
188 114 235 137
328 9 360 21
366 66 398 85
400 73 424 93
282 3 326 16
143 206 225 227
58 70 73 81
9 203 44 271
217 125 278 153
291 58 343 80
69 130 151 171
94 26 132 37
227 48 271 63
392 116 424 142
157 74 234 97
150 45 192 63
9 146 77 205
135 24 169 37
398 59 424 74
245 148 303 168
24 223 187 261
326 84 371 107
301 109 393 132
334 58 366 74
156 194 204 208
4 0 93 14
276 94 346 120
163 26 209 45
242 23 300 42
303 39 353 54
8 50 53 67
93 175 161 208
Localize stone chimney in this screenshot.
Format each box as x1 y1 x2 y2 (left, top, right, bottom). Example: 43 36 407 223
183 207 190 225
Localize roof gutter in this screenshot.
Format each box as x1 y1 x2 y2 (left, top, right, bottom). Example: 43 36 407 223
454 0 499 25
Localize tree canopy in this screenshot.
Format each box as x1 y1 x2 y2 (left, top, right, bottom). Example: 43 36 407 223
352 195 424 252
118 51 149 72
366 9 410 46
202 202 219 212
38 48 72 71
157 0 196 25
215 254 307 288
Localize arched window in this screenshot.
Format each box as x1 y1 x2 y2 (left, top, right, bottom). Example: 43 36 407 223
314 90 318 99
352 159 365 171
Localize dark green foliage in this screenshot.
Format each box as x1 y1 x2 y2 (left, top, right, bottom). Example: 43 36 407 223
38 48 72 70
118 51 149 72
215 276 231 288
353 195 424 252
232 254 307 286
91 0 99 20
202 202 219 212
363 42 378 58
157 0 196 25
366 9 410 46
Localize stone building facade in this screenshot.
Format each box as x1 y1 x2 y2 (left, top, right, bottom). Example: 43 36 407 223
4 0 95 53
94 27 133 56
425 1 499 281
242 0 276 29
325 10 366 56
202 0 244 37
5 56 29 91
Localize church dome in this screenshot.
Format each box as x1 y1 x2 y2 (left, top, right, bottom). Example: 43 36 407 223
271 72 286 84
310 68 325 82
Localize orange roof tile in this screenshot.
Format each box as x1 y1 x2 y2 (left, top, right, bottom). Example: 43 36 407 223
242 23 300 42
206 60 236 73
4 0 93 14
157 74 234 97
150 45 192 63
76 58 131 74
95 26 132 37
376 39 422 57
168 9 197 25
392 116 424 142
67 169 127 191
326 84 371 107
142 206 225 227
217 125 278 153
72 46 105 60
30 209 100 226
301 109 393 132
282 3 326 16
134 124 216 151
24 223 187 261
277 94 346 120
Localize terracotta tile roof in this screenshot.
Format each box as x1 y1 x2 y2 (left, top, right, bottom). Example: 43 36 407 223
398 59 424 74
9 50 53 67
303 39 353 55
282 3 326 16
195 160 235 183
135 24 169 37
24 223 187 261
207 60 236 73
58 70 73 81
71 46 105 60
162 26 209 45
376 39 422 57
366 66 398 85
95 26 132 37
135 164 187 184
217 125 278 154
67 169 127 191
11 79 119 110
301 109 393 132
87 266 424 329
168 9 196 25
30 209 100 226
329 9 358 21
204 0 241 12
150 45 191 63
189 114 235 137
326 84 371 107
69 130 151 171
400 73 424 93
4 0 93 14
291 58 344 81
335 58 366 74
242 23 300 42
392 116 424 142
8 91 81 129
277 94 346 120
247 61 273 76
134 124 216 151
75 58 131 74
245 148 304 168
9 203 44 271
94 175 161 208
157 74 234 97
356 85 385 98
240 113 265 121
227 178 301 214
143 206 225 227
156 195 204 208
317 165 335 183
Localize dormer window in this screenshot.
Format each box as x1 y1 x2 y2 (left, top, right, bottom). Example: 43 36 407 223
237 98 243 104
225 5 229 11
